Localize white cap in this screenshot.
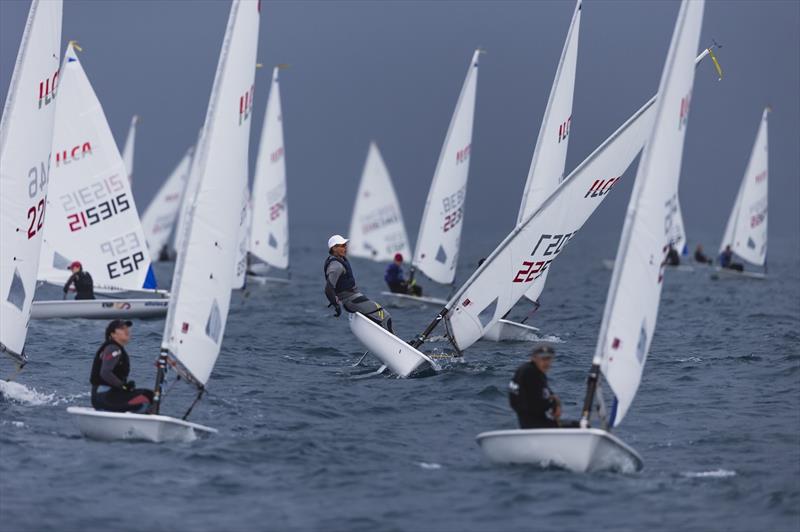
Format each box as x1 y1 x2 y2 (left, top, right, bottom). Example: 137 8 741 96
328 234 349 249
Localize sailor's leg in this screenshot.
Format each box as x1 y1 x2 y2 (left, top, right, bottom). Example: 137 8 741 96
344 293 393 333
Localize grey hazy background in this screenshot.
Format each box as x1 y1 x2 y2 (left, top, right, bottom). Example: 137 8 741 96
2 0 798 253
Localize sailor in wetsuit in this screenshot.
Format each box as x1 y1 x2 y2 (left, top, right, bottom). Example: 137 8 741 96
63 261 95 300
665 244 681 266
509 345 562 429
384 253 422 296
719 245 744 271
90 319 154 413
324 234 393 332
694 244 712 264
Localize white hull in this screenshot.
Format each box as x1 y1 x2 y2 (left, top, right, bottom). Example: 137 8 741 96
66 406 217 443
604 259 693 273
379 291 448 307
482 319 540 342
31 299 169 319
711 267 766 281
349 312 436 377
246 274 291 285
476 428 643 473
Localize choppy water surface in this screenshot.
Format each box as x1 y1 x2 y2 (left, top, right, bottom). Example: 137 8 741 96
1 229 798 532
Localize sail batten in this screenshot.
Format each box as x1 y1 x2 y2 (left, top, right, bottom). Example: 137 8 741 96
162 0 260 387
249 66 289 270
348 142 411 261
412 50 480 285
595 0 705 427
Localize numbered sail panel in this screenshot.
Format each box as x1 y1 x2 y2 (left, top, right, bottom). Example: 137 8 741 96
0 0 63 357
250 66 289 270
598 0 705 427
445 96 658 352
413 50 480 285
518 0 582 223
348 143 411 262
38 43 155 293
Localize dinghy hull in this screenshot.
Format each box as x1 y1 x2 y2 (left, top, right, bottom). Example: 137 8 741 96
31 299 169 320
349 312 435 377
66 406 217 443
379 291 448 307
246 274 291 285
711 267 766 281
482 319 540 342
476 428 643 473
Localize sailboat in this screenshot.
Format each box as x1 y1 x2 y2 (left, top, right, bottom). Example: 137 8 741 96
33 42 165 320
713 107 769 280
0 0 62 369
380 49 481 307
349 142 411 263
122 115 138 183
141 146 194 259
477 0 705 473
246 65 290 285
484 1 581 342
67 0 261 442
351 38 720 377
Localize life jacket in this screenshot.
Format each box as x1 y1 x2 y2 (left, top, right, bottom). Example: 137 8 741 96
90 339 130 387
324 255 356 294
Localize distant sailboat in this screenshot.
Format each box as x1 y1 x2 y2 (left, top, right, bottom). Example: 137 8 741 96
68 0 261 442
34 42 164 320
121 114 138 183
0 0 63 367
247 66 290 284
349 142 411 262
381 49 480 307
714 107 769 280
478 0 705 472
141 146 194 259
484 0 581 342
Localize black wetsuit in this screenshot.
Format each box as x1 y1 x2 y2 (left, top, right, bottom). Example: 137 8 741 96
694 250 711 264
666 247 680 266
64 271 95 300
90 340 153 413
509 362 558 429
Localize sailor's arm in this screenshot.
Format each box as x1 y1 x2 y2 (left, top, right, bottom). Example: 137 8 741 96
98 348 125 389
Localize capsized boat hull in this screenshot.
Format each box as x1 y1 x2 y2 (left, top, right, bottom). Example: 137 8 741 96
482 319 540 342
66 406 217 443
31 299 169 319
476 428 643 473
349 312 436 377
711 267 767 281
379 291 448 307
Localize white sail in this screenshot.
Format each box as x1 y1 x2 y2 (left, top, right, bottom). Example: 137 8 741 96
39 44 156 293
596 0 704 427
719 108 769 266
173 134 203 259
348 142 411 261
249 66 289 269
141 146 193 257
232 185 251 289
0 0 63 361
412 49 480 285
162 0 260 387
121 115 137 183
446 95 657 351
518 0 581 304
671 198 688 255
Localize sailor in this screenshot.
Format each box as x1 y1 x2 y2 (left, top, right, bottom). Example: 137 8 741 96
719 245 744 271
158 244 171 262
384 253 422 296
509 345 561 429
665 243 681 266
324 234 393 332
63 261 95 300
90 319 154 413
694 244 712 264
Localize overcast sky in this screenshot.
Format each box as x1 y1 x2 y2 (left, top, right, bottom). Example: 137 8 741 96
1 0 798 252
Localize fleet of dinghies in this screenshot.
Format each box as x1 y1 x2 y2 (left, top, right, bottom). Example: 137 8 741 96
0 0 776 471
